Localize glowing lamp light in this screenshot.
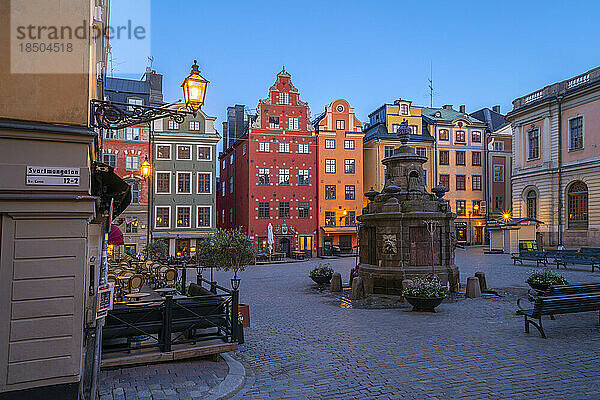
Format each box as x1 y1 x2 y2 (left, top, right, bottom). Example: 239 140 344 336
502 212 511 221
181 60 209 115
140 157 152 180
190 246 196 253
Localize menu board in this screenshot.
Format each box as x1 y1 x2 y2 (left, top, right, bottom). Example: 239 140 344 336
96 283 114 319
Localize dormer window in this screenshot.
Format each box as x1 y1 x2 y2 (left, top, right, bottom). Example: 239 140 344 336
269 116 280 129
400 104 409 115
278 92 289 105
435 111 442 118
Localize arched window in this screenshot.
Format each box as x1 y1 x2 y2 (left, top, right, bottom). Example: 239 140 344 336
568 181 588 229
526 190 537 219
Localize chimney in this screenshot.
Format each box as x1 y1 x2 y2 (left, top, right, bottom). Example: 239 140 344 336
442 104 453 110
492 105 501 113
459 105 465 113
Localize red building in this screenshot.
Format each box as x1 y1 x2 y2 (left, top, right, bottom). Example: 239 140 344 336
218 68 318 256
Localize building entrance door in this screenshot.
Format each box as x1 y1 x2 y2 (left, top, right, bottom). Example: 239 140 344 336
473 226 483 245
279 238 291 258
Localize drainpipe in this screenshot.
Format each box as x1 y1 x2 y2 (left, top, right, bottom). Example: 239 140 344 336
557 95 564 246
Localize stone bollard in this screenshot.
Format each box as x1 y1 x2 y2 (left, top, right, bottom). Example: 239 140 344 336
330 273 342 292
474 272 487 292
350 277 365 300
349 268 357 288
465 277 481 298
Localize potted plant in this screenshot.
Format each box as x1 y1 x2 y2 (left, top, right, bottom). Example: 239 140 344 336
526 268 568 292
403 275 447 312
310 263 334 285
144 239 168 260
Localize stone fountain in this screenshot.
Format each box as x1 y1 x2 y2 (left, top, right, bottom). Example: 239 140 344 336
357 121 459 295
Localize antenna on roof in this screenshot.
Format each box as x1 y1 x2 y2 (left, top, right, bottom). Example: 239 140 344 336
428 61 434 108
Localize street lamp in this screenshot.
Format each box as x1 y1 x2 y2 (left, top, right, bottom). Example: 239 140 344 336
502 212 511 222
140 156 152 180
181 60 209 116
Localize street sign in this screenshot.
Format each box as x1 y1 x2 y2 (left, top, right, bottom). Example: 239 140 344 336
26 166 80 186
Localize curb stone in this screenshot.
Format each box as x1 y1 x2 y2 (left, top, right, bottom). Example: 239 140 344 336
203 353 247 400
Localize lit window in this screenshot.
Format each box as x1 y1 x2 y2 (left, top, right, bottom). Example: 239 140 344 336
325 211 336 226
177 206 191 228
455 200 466 216
568 181 588 229
155 207 170 228
493 165 504 182
125 216 138 234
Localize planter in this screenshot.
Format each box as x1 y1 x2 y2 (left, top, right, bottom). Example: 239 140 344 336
404 295 445 312
239 303 250 328
311 275 332 285
527 282 549 293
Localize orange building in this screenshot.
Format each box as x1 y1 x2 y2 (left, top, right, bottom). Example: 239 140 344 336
313 99 364 255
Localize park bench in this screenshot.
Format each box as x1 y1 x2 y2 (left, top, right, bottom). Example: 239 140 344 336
517 291 600 338
554 252 600 272
511 250 547 267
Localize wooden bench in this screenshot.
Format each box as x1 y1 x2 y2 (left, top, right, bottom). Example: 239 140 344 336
555 253 600 272
512 250 547 267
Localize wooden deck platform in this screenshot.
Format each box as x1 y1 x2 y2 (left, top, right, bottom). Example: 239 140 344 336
101 340 238 369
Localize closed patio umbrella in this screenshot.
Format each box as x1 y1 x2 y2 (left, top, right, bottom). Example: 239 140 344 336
267 223 274 254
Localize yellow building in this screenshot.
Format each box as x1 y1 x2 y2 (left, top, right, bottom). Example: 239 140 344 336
363 99 435 205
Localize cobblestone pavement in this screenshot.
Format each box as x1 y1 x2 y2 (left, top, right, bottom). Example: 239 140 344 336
216 248 600 400
99 357 228 400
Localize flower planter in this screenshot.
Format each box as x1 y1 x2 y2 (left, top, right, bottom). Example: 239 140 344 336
404 295 445 312
528 282 549 293
311 275 332 285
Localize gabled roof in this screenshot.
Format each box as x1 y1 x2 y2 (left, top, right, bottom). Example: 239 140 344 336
105 77 149 95
421 107 486 126
470 108 510 132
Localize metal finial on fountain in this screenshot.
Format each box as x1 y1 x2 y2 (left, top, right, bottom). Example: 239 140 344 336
395 119 411 147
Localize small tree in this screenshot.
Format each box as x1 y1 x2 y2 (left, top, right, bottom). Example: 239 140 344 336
199 228 256 276
145 239 168 260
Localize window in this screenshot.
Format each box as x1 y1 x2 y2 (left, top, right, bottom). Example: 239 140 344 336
345 185 355 200
493 165 504 182
229 177 233 193
125 216 138 234
221 181 225 197
221 209 225 224
400 104 409 115
126 127 140 141
130 182 140 204
298 169 309 185
325 185 336 200
455 200 466 216
416 147 426 158
438 129 449 140
155 207 170 228
288 117 299 130
125 155 139 171
197 206 211 227
177 172 191 194
298 143 309 153
472 175 482 191
439 150 449 165
258 201 270 218
104 129 116 139
472 151 482 166
325 211 336 226
156 145 171 160
455 130 466 143
278 92 289 105
494 141 504 151
242 143 247 155
177 145 191 160
409 125 418 135
127 97 143 110
189 121 200 131
221 160 225 170
278 168 290 185
345 159 355 174
455 151 466 166
325 139 335 149
278 201 290 218
299 235 312 251
156 172 170 193
385 146 395 158
103 154 116 169
325 159 336 173
298 202 310 219
176 206 191 228
197 146 211 160
526 190 537 219
456 175 466 190
197 173 211 193
269 116 280 129
528 128 540 160
568 181 588 229
229 154 233 164
439 174 450 189
345 211 356 226
472 200 482 216
472 131 482 143
168 120 179 130
344 140 355 149
259 142 270 152
278 142 290 153
258 168 270 185
336 120 345 130
569 117 583 150
494 196 504 210
229 208 233 223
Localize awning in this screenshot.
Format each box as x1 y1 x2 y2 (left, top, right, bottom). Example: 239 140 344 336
91 162 131 218
152 232 215 239
321 226 358 234
108 224 124 245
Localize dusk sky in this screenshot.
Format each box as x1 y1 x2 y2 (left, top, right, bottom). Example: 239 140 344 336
111 0 599 132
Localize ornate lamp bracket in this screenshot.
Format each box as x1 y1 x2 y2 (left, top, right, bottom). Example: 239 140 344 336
90 100 192 130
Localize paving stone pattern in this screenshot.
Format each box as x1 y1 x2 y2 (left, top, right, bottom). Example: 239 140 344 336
99 357 228 400
220 249 600 400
